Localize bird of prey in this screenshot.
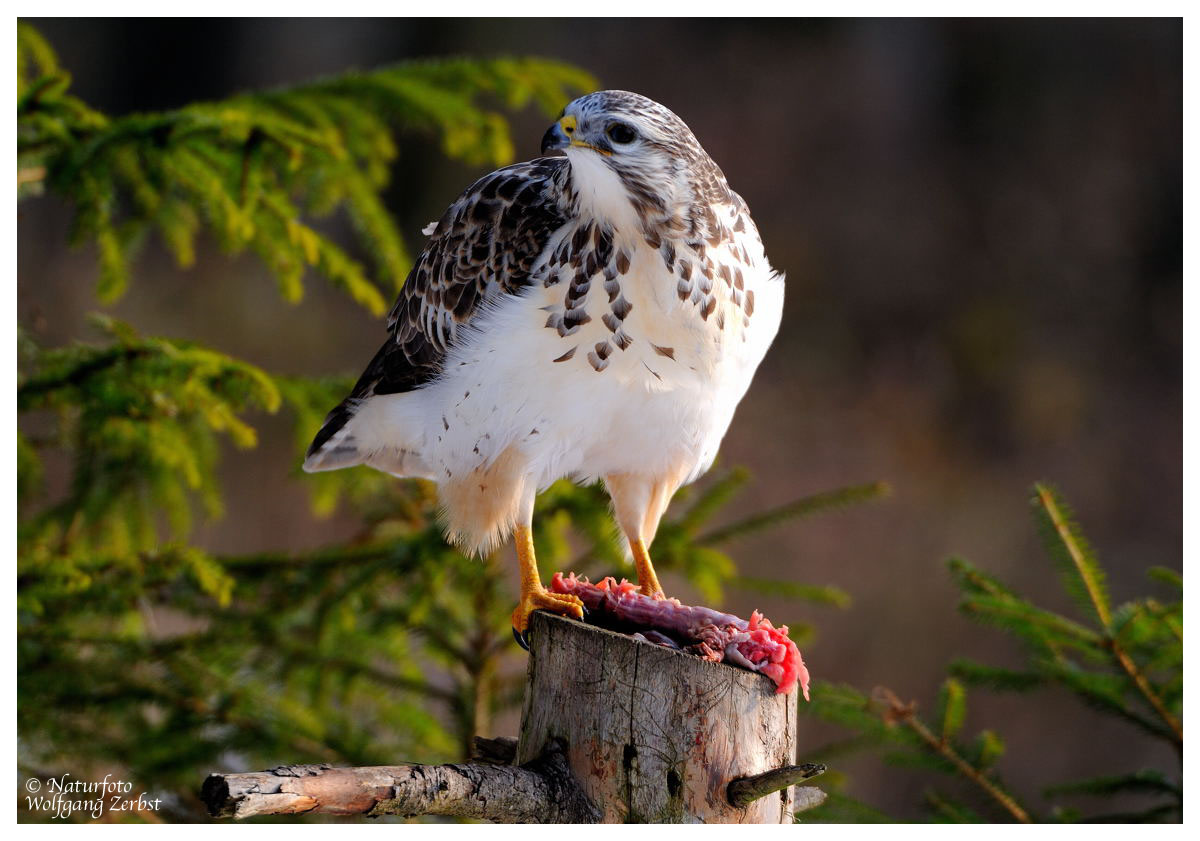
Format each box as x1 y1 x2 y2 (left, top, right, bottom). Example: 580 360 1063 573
304 90 784 637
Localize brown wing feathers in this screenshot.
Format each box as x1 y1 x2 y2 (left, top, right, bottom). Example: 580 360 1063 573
305 159 570 462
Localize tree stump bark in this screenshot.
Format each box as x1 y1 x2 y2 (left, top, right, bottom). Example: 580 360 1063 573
203 610 824 823
516 612 802 823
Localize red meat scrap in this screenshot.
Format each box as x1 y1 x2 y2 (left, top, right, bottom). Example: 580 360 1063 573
550 573 811 699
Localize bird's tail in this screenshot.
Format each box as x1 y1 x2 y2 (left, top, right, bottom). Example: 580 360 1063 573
303 393 432 479
302 398 364 472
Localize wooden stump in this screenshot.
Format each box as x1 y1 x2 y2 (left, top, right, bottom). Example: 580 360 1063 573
516 612 800 823
203 610 824 823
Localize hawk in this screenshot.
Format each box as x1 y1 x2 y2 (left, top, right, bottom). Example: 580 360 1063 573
304 90 784 637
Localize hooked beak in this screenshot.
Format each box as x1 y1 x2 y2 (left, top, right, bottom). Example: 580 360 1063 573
540 114 610 156
540 116 572 154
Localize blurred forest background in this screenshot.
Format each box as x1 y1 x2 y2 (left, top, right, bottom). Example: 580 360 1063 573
18 18 1180 821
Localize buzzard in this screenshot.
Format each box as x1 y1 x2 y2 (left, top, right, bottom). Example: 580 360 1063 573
305 91 784 637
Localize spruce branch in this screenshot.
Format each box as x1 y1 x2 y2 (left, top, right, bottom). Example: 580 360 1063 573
873 687 1032 823
17 24 597 312
800 790 897 823
1106 639 1183 745
1074 803 1181 823
1043 770 1181 800
697 480 891 546
1032 483 1111 628
1146 566 1182 591
1032 484 1182 745
17 317 280 558
924 789 985 823
946 658 1044 692
731 576 852 608
800 486 1181 822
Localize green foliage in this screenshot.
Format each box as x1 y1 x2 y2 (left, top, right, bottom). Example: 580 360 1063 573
924 790 986 824
18 22 595 312
946 658 1043 692
800 485 1182 824
19 315 280 564
969 729 1005 771
1031 483 1111 628
731 576 851 609
801 790 898 824
935 678 967 743
1044 770 1180 800
16 25 873 822
694 479 890 546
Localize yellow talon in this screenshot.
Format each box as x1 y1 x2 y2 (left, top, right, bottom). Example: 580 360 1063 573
511 523 584 633
511 587 584 633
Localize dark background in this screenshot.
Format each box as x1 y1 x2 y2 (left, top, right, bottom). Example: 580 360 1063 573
19 18 1181 819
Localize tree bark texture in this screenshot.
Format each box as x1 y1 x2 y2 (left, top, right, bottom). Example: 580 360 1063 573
201 739 599 822
204 611 823 823
516 612 802 823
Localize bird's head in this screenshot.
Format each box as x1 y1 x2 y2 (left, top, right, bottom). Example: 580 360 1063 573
541 90 730 229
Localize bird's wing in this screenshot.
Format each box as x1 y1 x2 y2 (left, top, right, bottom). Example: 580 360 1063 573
306 158 570 461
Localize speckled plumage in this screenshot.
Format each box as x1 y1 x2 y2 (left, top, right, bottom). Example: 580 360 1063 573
306 91 784 558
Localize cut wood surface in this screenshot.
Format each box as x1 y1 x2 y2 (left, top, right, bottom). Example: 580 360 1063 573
516 611 808 822
204 610 825 823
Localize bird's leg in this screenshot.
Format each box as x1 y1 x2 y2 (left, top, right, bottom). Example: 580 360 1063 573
630 537 664 598
605 472 672 598
510 522 584 635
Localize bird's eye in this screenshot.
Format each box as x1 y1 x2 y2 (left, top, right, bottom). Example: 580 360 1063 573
606 123 637 145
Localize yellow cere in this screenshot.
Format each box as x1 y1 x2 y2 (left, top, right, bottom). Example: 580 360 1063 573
561 114 612 156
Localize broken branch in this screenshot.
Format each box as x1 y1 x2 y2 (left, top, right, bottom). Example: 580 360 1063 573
201 739 600 823
726 763 826 809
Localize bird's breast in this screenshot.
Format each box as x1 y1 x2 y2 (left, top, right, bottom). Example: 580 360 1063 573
424 204 783 487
